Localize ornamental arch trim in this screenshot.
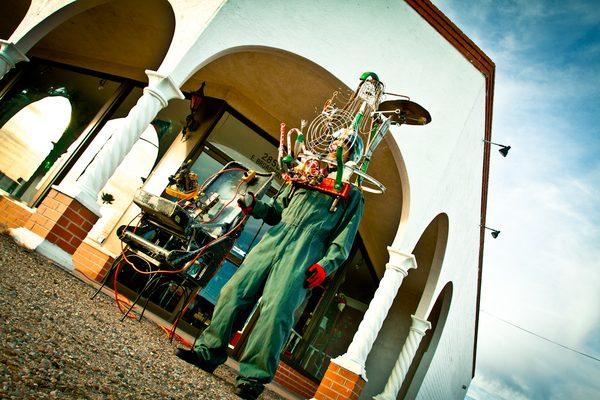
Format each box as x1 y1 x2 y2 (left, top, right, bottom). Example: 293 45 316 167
8 0 176 81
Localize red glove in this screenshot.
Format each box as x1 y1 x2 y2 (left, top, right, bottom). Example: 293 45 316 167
237 192 256 215
304 263 326 289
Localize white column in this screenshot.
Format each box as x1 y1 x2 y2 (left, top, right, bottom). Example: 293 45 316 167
55 70 184 215
0 40 29 80
373 315 431 400
333 247 417 379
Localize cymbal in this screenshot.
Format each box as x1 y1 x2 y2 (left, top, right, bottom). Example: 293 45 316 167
377 100 432 125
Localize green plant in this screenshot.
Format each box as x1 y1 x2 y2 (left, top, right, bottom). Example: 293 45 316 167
100 192 115 205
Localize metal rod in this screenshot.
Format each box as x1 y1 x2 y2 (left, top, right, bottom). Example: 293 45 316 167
482 139 508 147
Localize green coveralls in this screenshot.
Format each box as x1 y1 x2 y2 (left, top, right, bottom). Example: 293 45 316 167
194 182 364 386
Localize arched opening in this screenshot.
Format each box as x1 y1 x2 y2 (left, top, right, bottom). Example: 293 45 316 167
28 0 175 81
0 0 176 206
409 213 450 313
186 47 410 382
182 48 407 274
400 282 453 399
0 1 31 40
362 213 449 399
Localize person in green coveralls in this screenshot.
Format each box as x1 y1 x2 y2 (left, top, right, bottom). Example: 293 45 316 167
176 149 364 400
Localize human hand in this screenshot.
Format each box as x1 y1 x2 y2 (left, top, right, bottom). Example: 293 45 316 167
304 263 326 289
237 192 256 215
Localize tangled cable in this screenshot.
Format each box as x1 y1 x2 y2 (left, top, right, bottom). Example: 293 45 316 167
112 167 250 321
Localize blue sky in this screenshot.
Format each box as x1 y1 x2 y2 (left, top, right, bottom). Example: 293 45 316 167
431 1 600 399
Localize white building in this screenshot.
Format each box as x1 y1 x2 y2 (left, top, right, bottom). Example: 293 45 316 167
0 1 494 399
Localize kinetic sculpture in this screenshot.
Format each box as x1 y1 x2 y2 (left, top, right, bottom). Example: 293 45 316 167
175 72 430 400
95 72 430 400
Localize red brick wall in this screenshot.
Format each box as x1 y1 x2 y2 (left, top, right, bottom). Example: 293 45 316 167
73 240 115 281
273 361 320 399
23 189 98 254
0 195 34 229
314 362 366 400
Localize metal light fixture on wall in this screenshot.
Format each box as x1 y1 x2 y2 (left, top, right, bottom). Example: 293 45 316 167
482 226 501 238
483 139 511 157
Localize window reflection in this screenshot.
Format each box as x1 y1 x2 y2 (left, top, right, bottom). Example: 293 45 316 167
0 62 121 204
0 96 72 193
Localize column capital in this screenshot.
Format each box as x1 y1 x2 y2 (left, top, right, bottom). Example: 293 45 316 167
144 70 184 107
385 246 417 275
0 40 29 68
410 314 432 336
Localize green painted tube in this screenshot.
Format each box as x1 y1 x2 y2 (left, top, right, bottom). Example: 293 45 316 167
356 159 369 185
352 112 363 132
335 146 344 190
369 123 379 141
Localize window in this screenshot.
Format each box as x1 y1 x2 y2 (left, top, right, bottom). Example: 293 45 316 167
0 96 72 196
0 62 122 203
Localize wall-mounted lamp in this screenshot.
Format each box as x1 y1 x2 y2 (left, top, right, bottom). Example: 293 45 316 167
482 226 501 238
483 139 511 157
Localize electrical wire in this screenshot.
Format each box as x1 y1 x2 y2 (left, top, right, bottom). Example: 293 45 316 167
201 178 246 223
176 167 246 207
481 310 600 362
112 168 252 323
114 213 144 319
120 214 248 276
120 168 249 275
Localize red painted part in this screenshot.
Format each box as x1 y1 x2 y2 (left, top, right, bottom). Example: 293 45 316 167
292 178 352 200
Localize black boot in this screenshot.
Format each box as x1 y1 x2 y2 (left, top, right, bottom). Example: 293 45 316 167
174 347 217 373
234 381 264 400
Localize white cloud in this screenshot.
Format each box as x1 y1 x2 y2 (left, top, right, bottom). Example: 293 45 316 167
434 1 600 399
468 370 532 400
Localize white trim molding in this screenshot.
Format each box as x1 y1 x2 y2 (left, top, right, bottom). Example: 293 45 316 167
0 40 29 81
9 227 73 271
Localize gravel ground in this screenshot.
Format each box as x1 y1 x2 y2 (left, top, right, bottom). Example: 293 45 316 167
0 233 287 400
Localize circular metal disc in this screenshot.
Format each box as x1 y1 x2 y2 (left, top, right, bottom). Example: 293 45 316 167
377 100 432 125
